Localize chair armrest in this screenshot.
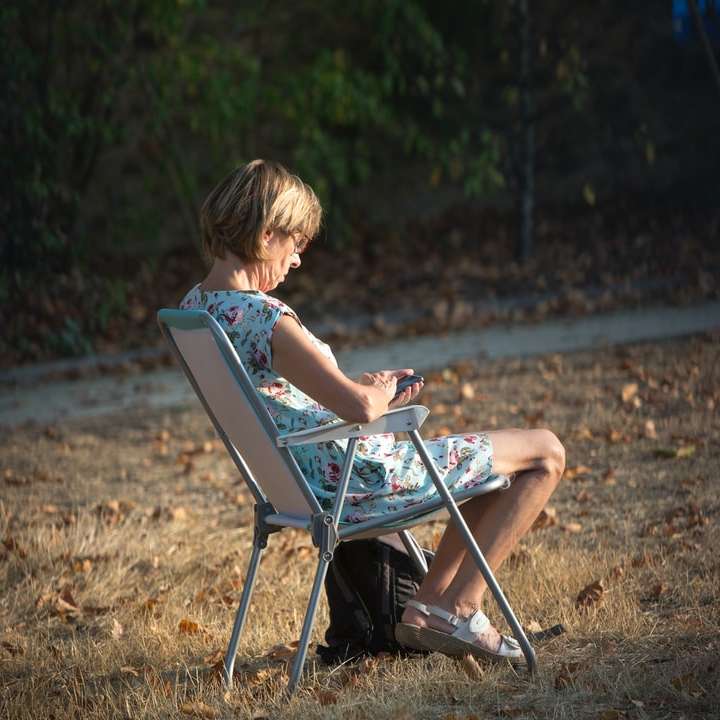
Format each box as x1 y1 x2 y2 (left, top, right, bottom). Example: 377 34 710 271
276 405 430 447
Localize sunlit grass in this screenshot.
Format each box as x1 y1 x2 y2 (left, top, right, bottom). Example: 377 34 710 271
1 334 718 718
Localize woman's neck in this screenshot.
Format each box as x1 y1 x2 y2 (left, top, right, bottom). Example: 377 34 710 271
201 254 262 293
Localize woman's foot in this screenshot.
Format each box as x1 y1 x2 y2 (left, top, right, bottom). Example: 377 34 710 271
401 600 503 654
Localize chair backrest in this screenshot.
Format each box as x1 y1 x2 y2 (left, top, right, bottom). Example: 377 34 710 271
157 309 321 518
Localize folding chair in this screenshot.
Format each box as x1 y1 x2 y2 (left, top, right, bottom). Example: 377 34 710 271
157 308 538 696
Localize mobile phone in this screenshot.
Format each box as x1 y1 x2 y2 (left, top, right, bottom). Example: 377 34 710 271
393 373 424 398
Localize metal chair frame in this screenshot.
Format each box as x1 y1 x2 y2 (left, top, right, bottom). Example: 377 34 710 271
157 308 537 696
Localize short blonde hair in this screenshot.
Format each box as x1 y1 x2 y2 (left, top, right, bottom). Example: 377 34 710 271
200 159 322 261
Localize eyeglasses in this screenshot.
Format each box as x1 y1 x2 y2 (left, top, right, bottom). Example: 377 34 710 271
292 232 311 255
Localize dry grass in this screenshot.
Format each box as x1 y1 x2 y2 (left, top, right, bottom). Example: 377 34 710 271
1 333 719 719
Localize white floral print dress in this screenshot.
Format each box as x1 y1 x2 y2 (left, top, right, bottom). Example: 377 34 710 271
180 285 508 523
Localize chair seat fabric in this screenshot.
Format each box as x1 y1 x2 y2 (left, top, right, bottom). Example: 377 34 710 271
180 285 506 523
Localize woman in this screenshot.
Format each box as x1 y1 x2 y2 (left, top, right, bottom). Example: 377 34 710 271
180 159 565 664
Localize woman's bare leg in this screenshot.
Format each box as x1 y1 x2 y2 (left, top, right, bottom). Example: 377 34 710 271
401 428 565 650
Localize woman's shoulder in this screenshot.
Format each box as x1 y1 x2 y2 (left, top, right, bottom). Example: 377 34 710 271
179 285 299 323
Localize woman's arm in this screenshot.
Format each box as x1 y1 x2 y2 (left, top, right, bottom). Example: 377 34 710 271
271 315 395 423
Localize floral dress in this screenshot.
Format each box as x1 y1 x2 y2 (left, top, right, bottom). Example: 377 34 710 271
180 285 508 523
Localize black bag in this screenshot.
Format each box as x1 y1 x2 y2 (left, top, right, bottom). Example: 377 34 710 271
317 536 434 664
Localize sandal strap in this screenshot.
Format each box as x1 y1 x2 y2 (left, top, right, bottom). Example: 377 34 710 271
405 600 459 627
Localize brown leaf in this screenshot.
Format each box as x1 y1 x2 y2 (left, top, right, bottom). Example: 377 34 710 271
178 618 201 635
575 426 594 440
555 661 582 689
460 383 475 400
655 445 695 459
168 506 188 521
531 506 557 530
315 688 339 705
648 583 667 600
73 558 93 573
575 489 592 503
643 420 658 439
203 648 224 666
263 640 299 660
564 465 592 481
576 580 605 610
561 522 583 534
179 701 220 719
55 588 81 615
607 429 623 443
621 383 638 403
111 618 124 639
460 654 484 680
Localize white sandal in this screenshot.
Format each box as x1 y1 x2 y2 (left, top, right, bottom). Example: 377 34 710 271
395 600 523 663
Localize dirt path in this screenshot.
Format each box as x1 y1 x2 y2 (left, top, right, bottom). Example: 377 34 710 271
2 301 718 428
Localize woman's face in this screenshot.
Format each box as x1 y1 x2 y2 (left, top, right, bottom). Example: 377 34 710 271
260 230 303 292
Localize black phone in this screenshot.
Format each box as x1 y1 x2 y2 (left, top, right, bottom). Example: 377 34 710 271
393 373 424 398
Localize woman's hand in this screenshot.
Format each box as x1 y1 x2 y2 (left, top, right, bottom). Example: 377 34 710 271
357 370 399 400
388 370 424 409
358 368 424 409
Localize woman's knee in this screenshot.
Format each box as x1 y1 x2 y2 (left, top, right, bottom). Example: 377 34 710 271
535 429 565 481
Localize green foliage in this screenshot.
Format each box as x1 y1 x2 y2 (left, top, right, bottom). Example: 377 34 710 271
2 0 715 362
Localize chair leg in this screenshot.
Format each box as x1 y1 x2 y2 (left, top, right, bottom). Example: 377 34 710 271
223 540 265 688
408 430 538 674
286 554 331 696
399 530 429 576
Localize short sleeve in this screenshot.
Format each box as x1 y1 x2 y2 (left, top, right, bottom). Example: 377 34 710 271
234 294 300 379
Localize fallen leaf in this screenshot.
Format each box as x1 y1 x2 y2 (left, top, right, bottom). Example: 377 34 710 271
655 445 695 459
111 618 124 639
555 661 581 689
168 506 188 521
178 618 201 635
460 383 475 400
561 522 583 533
315 688 339 705
460 654 484 680
564 465 592 481
647 583 667 600
621 383 638 403
263 640 299 660
576 580 605 610
73 558 93 574
643 420 658 439
531 506 557 530
55 588 81 615
575 426 594 440
179 701 220 719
